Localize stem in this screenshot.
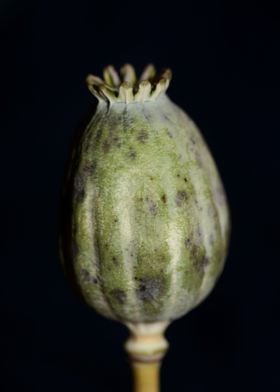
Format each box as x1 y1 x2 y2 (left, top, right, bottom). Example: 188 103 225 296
124 322 169 392
131 360 161 392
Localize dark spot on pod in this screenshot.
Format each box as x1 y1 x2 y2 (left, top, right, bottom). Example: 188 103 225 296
83 162 96 177
112 256 118 265
80 268 99 284
161 194 167 203
84 137 91 153
73 175 85 201
167 129 173 138
196 227 202 239
175 190 188 206
137 129 149 143
110 289 126 305
145 197 157 216
193 256 210 273
176 173 180 178
112 136 121 148
187 240 209 274
189 243 201 260
136 277 164 302
191 136 196 145
202 256 210 268
95 128 103 141
184 178 188 183
128 149 137 159
93 236 102 270
184 238 191 248
114 218 118 223
103 139 111 153
81 269 90 282
122 106 130 130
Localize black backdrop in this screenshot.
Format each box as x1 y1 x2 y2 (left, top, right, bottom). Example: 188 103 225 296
1 1 280 391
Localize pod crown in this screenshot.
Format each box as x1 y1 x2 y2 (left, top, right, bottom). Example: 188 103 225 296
86 64 172 104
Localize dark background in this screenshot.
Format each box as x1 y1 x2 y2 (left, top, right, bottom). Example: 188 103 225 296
1 0 280 391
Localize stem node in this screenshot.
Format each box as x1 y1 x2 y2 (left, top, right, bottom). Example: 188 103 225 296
124 322 169 392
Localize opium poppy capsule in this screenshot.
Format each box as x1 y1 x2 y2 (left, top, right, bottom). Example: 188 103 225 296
59 64 230 392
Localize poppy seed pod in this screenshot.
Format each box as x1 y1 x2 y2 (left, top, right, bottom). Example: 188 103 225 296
59 64 230 383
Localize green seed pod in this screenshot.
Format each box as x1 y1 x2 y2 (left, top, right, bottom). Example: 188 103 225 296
60 64 230 362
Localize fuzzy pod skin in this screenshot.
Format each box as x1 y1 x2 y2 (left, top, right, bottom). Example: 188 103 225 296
60 64 230 326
